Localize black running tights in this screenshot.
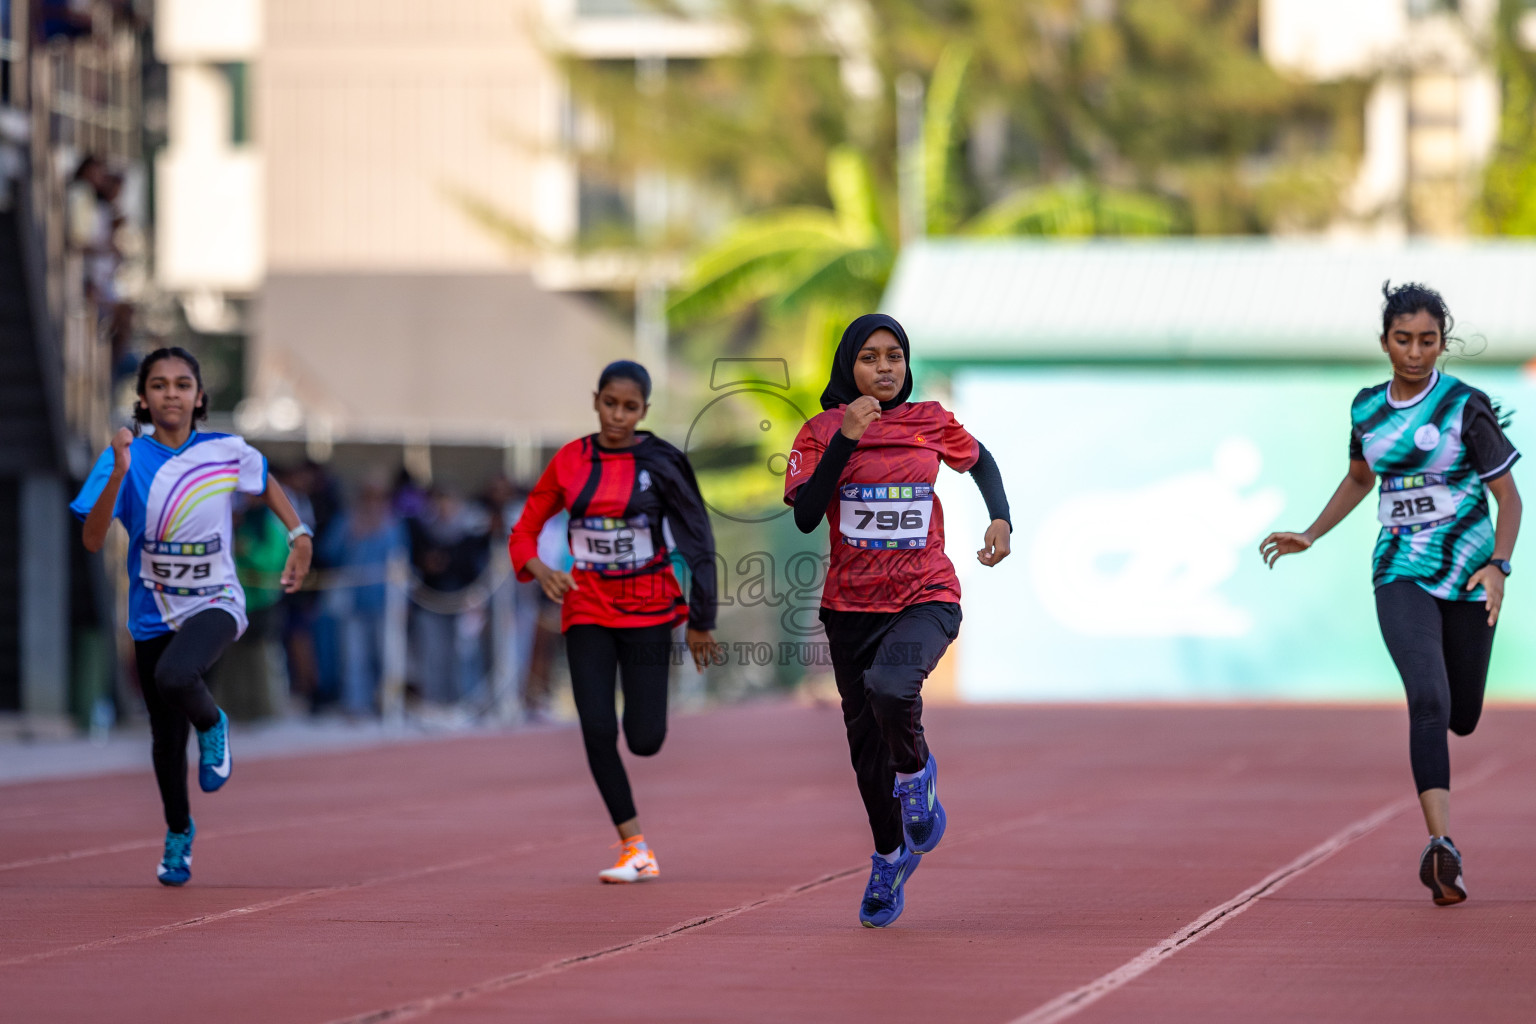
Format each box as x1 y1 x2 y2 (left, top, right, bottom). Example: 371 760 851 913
133 609 235 833
820 601 962 856
1375 580 1496 794
565 623 673 826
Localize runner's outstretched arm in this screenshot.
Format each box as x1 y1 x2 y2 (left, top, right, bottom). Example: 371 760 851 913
1259 459 1375 567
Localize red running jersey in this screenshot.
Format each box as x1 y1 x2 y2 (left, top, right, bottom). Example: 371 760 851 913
510 434 717 632
784 401 979 612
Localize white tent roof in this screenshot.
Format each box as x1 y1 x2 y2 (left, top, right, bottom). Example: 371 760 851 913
883 239 1536 363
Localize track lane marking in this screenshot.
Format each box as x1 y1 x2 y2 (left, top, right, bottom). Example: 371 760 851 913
0 835 582 970
1005 758 1506 1024
0 798 463 874
319 800 1094 1024
326 865 869 1024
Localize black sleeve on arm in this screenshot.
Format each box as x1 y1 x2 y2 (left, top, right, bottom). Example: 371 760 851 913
969 443 1011 527
1463 393 1520 482
792 430 858 534
652 449 719 631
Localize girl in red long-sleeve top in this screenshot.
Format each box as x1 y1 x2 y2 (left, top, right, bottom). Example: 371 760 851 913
509 361 718 883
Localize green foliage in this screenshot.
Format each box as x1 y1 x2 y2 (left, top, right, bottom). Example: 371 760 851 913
554 0 1360 400
1478 1 1536 235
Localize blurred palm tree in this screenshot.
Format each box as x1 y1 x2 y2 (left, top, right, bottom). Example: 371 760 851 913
666 42 1179 514
667 43 1176 392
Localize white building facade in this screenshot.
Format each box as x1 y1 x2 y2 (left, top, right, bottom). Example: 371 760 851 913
153 0 734 454
1263 0 1533 237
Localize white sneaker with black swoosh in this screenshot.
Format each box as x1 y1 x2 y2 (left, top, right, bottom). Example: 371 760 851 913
599 837 659 883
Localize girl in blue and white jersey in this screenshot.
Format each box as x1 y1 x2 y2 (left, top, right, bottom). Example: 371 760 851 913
72 348 314 886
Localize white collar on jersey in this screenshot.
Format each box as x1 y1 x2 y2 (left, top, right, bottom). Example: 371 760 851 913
142 429 202 455
1385 369 1440 410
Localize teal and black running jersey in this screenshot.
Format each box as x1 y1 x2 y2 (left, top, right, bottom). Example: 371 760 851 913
1349 370 1519 600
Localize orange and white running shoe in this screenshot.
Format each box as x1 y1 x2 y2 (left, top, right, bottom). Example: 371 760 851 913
599 837 659 884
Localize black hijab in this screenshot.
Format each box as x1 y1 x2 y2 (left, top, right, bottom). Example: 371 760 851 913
819 313 913 412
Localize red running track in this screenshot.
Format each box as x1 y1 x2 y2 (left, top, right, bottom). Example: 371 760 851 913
2 702 1534 1023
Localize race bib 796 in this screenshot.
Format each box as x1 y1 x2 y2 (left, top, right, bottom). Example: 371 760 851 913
839 483 932 550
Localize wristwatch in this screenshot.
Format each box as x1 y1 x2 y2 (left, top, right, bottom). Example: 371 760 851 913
1488 558 1512 577
287 522 315 545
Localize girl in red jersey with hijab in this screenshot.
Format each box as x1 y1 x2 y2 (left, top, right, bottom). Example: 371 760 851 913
785 313 1012 928
509 361 718 883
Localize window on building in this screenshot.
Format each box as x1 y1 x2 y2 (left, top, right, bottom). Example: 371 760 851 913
1406 0 1458 18
218 63 250 146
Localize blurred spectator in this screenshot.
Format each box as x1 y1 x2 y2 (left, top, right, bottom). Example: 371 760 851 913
520 503 574 723
408 488 490 705
482 475 541 720
321 478 408 717
392 466 429 521
68 155 135 377
276 464 324 710
40 0 93 40
208 501 291 720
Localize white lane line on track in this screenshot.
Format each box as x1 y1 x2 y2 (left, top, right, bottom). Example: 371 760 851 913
0 836 578 970
1004 757 1506 1024
320 800 1093 1024
0 796 489 874
323 865 871 1024
0 837 165 874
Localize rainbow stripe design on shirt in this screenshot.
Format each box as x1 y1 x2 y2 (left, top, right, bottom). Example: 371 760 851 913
154 460 240 541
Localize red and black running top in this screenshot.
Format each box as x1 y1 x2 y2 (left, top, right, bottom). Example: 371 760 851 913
784 401 979 613
510 432 717 632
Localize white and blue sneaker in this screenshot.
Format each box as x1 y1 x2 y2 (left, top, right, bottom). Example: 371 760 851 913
859 847 920 928
197 709 231 793
893 753 946 854
157 820 195 886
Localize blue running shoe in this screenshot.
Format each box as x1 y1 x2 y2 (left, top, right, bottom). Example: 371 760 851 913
894 753 946 854
197 709 231 793
157 820 195 886
859 847 920 928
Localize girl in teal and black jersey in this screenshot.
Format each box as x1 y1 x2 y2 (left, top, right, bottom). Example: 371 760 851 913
1261 282 1522 907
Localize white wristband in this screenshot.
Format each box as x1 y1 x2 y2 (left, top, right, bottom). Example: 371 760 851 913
287 523 314 545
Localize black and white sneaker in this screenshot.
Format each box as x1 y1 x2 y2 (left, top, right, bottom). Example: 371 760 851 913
1419 836 1467 906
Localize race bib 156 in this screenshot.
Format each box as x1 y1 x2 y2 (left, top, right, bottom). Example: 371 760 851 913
1378 474 1458 535
839 483 932 550
568 515 657 570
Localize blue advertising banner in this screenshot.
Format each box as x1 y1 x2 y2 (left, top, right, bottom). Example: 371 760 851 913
945 366 1536 701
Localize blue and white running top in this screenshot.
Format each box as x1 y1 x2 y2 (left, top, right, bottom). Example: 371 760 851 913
70 432 269 640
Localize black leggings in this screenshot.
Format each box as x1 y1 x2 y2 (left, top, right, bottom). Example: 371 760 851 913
820 602 962 855
565 623 673 826
133 609 236 833
1375 580 1496 794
